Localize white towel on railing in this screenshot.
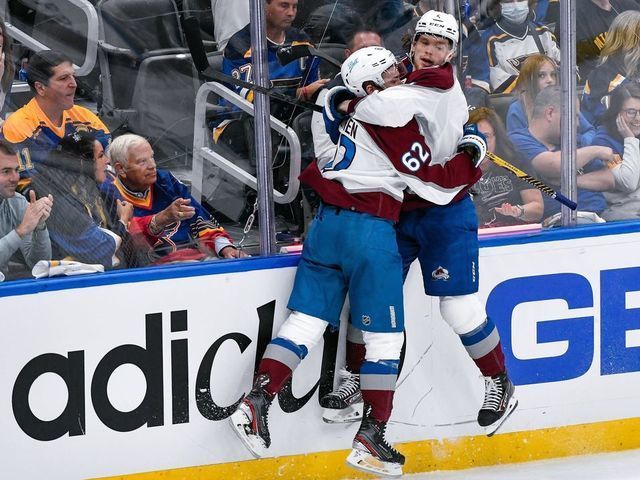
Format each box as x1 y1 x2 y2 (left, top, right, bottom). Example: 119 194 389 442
32 260 104 279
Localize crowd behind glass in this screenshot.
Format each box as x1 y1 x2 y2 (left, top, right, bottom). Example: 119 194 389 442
1 0 640 281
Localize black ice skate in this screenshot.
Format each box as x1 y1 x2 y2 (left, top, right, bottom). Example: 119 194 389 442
321 368 363 424
229 373 274 458
346 404 405 478
478 372 518 437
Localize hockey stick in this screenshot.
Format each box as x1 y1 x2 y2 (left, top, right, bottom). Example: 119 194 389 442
183 16 322 113
485 152 578 210
276 43 342 68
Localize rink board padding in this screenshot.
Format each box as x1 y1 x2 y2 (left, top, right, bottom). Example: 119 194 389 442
94 417 640 479
2 224 640 479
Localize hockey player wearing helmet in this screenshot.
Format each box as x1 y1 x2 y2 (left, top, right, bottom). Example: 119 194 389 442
321 10 518 441
341 46 403 96
229 45 483 479
411 8 459 68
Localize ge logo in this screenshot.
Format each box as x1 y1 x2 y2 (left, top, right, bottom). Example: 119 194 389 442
361 315 371 326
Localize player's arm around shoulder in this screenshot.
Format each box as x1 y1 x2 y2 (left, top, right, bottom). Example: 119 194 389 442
351 87 416 128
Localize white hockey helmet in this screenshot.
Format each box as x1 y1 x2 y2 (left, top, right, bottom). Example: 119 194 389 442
341 46 399 97
414 10 459 50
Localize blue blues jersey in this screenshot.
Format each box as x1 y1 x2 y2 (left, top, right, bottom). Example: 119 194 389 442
101 170 231 259
221 24 320 121
0 99 111 188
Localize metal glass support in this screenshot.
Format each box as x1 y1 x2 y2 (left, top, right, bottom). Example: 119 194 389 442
250 0 277 255
560 0 578 226
191 82 302 200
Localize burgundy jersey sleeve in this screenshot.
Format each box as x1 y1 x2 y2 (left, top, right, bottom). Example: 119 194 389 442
360 119 482 205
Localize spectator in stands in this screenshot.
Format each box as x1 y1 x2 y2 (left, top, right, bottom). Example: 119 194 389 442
18 57 28 82
582 10 640 126
465 0 560 93
577 83 640 221
510 85 612 220
572 0 639 81
507 54 596 145
211 0 250 51
218 0 327 122
0 50 110 191
103 134 245 264
32 131 131 269
469 107 544 226
214 1 328 134
0 140 51 280
0 18 15 116
212 0 328 222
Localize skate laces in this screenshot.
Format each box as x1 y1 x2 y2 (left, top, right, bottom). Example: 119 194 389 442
377 421 401 455
481 375 504 411
361 405 401 458
334 368 359 399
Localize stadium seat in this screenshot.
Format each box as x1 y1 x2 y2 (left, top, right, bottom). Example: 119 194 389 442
290 109 314 166
314 42 346 79
7 0 101 98
290 109 318 233
96 0 200 166
31 2 89 69
489 92 515 125
180 0 216 51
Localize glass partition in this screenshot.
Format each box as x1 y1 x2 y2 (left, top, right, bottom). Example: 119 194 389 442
0 0 638 283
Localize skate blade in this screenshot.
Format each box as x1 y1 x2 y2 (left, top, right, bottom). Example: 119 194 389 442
346 448 403 478
322 404 363 424
229 409 266 458
486 397 518 437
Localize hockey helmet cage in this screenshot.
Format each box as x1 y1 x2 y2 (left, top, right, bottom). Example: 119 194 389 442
414 10 459 49
341 46 398 97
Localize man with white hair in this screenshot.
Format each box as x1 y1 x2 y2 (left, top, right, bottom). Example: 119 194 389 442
102 134 243 264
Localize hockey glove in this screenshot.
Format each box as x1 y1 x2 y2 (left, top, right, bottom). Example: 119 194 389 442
324 86 355 122
323 86 355 144
457 123 487 167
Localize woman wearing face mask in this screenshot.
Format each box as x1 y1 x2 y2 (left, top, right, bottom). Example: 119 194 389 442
506 53 596 145
465 0 560 93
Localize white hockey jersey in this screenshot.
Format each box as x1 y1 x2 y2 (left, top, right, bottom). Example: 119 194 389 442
301 64 481 221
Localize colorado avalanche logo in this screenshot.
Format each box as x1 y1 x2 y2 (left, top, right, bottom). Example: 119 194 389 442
431 266 450 281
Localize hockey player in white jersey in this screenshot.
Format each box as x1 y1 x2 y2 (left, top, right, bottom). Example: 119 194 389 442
322 10 518 437
229 45 484 478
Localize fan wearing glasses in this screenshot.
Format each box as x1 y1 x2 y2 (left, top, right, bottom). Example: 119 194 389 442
578 83 640 221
